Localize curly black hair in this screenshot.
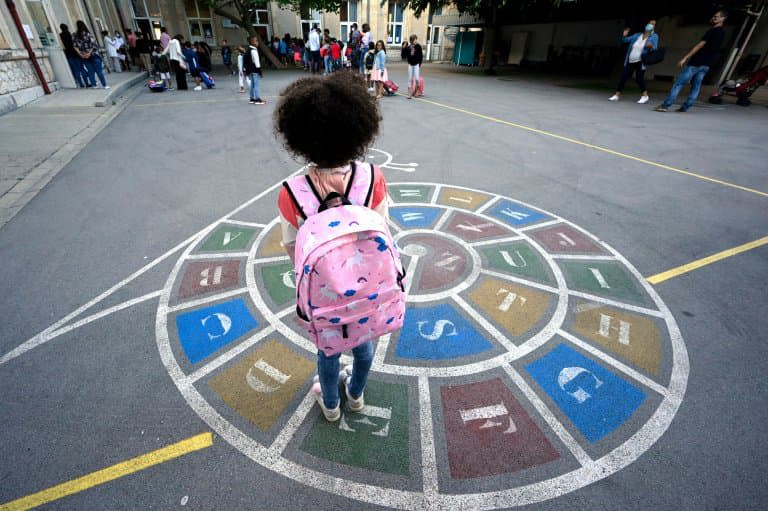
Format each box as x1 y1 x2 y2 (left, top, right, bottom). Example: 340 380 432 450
274 73 380 168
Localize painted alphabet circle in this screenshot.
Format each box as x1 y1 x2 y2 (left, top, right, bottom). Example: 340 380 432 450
156 181 688 509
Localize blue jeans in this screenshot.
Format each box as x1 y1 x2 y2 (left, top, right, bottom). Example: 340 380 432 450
662 65 710 110
317 340 374 409
67 56 89 87
249 72 261 100
84 56 107 87
323 54 331 74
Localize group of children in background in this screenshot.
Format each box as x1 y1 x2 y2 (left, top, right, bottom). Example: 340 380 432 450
150 39 215 91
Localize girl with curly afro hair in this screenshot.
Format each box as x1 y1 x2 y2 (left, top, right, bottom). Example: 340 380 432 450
274 73 394 421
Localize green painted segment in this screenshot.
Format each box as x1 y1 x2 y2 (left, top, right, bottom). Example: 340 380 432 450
388 185 434 203
300 380 410 476
200 226 255 251
562 261 646 304
482 242 552 283
261 263 296 306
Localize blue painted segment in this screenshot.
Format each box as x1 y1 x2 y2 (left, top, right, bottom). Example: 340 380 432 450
525 343 646 443
390 207 442 229
487 200 550 226
396 303 493 360
176 298 258 364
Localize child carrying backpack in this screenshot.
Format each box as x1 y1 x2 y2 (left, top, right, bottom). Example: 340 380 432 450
275 73 405 422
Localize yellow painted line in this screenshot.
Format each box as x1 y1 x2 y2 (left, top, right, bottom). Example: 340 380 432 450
0 432 213 511
646 235 768 284
411 96 768 199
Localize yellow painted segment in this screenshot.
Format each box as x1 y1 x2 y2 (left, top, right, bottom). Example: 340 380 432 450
0 433 213 511
411 96 768 199
258 225 286 257
646 235 768 284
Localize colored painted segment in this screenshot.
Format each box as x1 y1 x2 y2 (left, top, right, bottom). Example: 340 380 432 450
481 242 552 283
300 380 410 475
441 378 559 479
176 298 258 364
468 278 552 337
178 260 240 299
437 187 492 210
0 433 213 511
529 224 606 255
562 261 645 304
390 206 443 229
209 340 315 431
200 226 255 251
444 211 509 242
398 233 468 292
486 200 550 227
571 303 661 375
396 303 493 360
257 225 286 257
388 184 434 203
260 262 296 306
525 343 646 443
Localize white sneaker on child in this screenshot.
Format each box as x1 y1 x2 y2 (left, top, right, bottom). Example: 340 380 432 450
194 85 202 91
341 365 364 412
608 94 619 101
637 95 650 104
311 380 340 422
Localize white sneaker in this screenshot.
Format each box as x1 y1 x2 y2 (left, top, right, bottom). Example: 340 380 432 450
637 95 650 104
194 85 202 91
344 376 365 412
608 94 619 101
311 380 340 422
103 85 110 89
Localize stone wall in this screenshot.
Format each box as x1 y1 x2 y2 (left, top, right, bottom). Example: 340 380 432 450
0 48 56 114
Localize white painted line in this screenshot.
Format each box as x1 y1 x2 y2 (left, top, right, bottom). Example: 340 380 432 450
568 290 663 318
470 236 524 248
429 184 442 204
387 218 402 233
551 254 616 261
167 287 250 313
479 269 559 294
44 291 163 342
372 333 391 369
517 219 563 232
432 207 451 231
248 255 291 265
502 365 592 466
269 391 317 454
418 376 439 497
186 326 276 383
224 220 267 228
452 295 520 356
558 330 668 397
475 195 500 215
186 252 250 260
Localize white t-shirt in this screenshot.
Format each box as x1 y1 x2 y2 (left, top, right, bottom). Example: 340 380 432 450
361 32 371 49
628 35 647 63
308 30 320 51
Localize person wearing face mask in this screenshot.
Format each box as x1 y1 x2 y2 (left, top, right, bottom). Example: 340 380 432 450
609 20 658 104
655 10 728 112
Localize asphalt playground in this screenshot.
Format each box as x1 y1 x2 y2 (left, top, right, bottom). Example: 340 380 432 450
0 63 766 510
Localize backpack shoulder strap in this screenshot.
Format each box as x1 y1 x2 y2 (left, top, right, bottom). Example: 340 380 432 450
284 175 322 218
345 161 375 207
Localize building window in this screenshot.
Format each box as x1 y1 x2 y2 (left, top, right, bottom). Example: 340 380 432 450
185 0 214 42
251 9 271 42
339 1 358 42
387 2 404 45
300 7 321 41
132 0 161 18
25 0 56 46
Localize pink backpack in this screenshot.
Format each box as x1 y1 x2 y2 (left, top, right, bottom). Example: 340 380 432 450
284 162 406 356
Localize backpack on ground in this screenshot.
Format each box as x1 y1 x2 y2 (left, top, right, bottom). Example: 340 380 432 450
383 80 399 96
148 79 166 92
284 163 406 356
417 76 425 96
199 70 215 88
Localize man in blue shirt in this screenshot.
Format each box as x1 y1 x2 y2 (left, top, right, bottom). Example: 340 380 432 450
656 10 728 112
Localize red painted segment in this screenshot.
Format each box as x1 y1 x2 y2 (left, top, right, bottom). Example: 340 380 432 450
178 260 240 299
441 378 560 479
529 224 606 254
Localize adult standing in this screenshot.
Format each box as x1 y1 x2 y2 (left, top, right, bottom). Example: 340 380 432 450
655 10 728 112
115 31 128 70
103 31 122 73
359 24 371 75
609 21 658 104
243 35 265 104
74 21 108 88
59 24 89 87
308 25 321 74
163 34 187 90
406 34 423 99
126 29 140 70
349 23 361 71
159 27 171 49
